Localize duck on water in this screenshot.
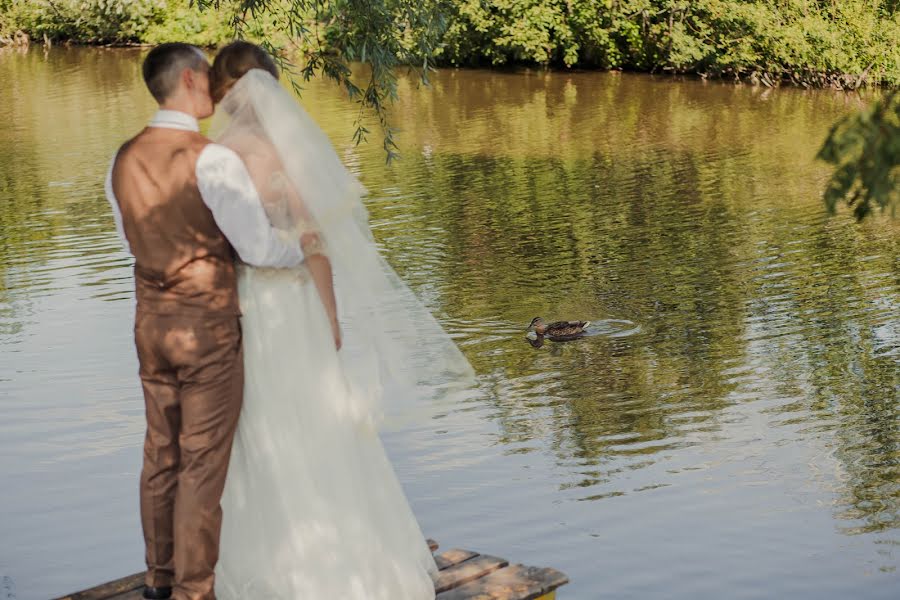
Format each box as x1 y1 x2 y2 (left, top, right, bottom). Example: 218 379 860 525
527 317 591 341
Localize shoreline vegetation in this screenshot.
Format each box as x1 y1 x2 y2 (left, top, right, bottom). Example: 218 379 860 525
3 0 896 218
1 1 898 90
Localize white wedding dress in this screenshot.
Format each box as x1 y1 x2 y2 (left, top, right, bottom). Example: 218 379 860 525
215 264 437 599
211 70 474 599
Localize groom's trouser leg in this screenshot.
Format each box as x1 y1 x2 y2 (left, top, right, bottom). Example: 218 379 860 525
137 313 180 590
136 313 244 600
171 316 243 600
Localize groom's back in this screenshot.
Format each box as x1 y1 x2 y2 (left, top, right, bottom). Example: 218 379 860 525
111 128 240 317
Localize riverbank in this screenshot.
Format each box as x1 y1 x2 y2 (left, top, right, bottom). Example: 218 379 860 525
2 0 898 88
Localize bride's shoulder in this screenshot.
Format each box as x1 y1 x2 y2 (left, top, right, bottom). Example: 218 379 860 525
218 132 274 159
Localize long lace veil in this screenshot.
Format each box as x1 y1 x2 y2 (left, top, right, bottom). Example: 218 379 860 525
211 69 476 427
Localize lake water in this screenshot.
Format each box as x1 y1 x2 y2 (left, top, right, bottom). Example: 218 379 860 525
0 47 897 599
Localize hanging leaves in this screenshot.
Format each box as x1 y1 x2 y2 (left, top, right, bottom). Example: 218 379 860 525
195 0 447 162
818 91 899 220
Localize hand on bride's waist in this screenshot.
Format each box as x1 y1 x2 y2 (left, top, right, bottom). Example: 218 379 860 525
236 261 310 279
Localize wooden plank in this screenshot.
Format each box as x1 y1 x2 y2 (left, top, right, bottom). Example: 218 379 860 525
52 541 442 598
436 564 569 600
52 573 144 600
435 548 480 571
53 539 570 600
434 555 509 594
107 590 144 600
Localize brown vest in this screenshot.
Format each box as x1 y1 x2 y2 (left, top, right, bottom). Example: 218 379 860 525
111 128 240 317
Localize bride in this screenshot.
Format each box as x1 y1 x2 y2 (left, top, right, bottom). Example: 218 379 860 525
207 42 474 598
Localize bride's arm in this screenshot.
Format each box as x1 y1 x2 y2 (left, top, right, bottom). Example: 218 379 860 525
302 235 341 351
284 175 341 351
239 143 342 350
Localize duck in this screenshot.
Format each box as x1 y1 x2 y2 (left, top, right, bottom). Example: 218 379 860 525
527 317 591 340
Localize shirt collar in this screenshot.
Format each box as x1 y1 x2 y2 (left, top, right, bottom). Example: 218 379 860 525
148 110 200 132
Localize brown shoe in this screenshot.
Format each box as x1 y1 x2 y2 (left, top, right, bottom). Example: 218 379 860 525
142 586 172 599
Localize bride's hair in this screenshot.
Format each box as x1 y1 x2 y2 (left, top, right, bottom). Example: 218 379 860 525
210 41 279 104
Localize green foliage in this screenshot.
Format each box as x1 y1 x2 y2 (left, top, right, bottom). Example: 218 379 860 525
7 0 166 43
142 1 234 45
818 91 900 220
438 1 900 86
0 1 289 46
0 0 18 37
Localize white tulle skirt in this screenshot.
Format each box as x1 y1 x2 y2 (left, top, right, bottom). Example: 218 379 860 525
215 265 437 599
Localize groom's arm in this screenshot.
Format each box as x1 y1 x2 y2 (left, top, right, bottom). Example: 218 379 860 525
197 144 304 268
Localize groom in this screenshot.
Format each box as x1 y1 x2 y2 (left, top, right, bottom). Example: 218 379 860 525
104 43 305 600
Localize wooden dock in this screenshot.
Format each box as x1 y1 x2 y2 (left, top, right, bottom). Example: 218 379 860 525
53 540 568 600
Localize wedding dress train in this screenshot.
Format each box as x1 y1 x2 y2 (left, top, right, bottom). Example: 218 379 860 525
215 265 437 599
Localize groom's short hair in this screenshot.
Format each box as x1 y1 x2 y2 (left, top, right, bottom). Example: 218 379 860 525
142 43 207 103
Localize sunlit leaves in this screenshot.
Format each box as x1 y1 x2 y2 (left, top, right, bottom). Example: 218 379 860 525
438 0 900 88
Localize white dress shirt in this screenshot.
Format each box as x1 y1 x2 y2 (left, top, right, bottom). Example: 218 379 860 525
104 110 304 268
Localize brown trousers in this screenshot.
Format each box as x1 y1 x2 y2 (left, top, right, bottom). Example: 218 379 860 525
135 311 243 600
